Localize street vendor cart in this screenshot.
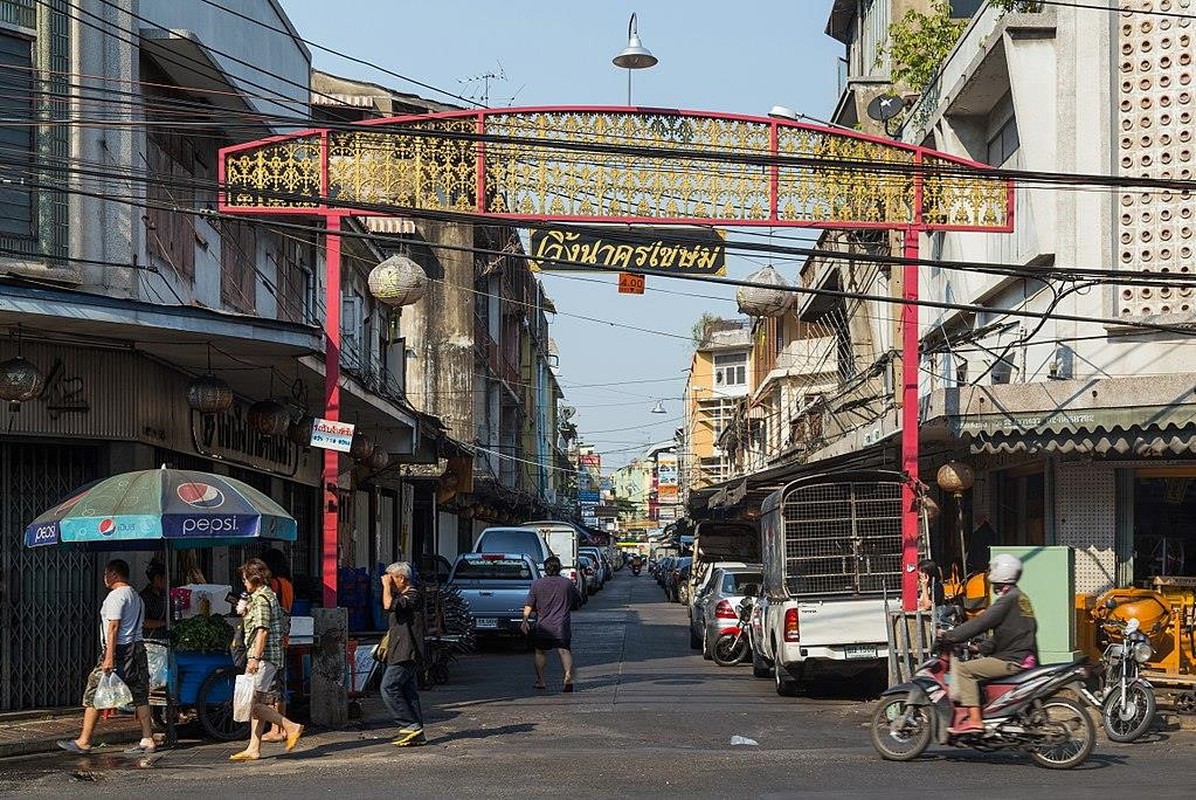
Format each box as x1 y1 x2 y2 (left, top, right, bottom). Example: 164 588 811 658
23 466 297 745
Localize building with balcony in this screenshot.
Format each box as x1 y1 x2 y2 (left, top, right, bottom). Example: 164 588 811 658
679 318 753 505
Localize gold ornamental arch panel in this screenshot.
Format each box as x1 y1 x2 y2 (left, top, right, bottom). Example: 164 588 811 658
219 107 1012 232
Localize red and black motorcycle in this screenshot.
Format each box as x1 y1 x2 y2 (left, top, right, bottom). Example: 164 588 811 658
870 642 1096 770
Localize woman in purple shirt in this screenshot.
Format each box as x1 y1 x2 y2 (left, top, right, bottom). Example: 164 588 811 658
520 556 582 692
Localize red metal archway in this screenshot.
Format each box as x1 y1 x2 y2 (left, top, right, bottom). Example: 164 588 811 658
219 106 1014 610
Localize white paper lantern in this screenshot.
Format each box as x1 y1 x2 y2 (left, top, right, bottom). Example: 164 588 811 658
368 255 428 308
736 265 794 317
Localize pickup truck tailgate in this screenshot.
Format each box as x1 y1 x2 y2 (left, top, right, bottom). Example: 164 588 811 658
797 597 889 648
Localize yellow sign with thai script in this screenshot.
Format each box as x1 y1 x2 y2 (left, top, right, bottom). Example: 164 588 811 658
529 227 726 276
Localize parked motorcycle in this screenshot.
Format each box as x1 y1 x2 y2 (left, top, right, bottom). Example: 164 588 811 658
1075 616 1157 742
870 642 1096 769
631 558 642 577
712 593 755 667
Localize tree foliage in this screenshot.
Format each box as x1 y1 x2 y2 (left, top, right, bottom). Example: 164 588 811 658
990 1 1044 11
884 0 966 93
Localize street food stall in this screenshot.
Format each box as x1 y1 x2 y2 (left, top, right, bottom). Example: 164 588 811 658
23 467 298 744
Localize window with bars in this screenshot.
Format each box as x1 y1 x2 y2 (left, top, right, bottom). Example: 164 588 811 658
0 31 34 239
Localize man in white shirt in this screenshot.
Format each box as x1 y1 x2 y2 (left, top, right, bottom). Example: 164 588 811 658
58 559 156 755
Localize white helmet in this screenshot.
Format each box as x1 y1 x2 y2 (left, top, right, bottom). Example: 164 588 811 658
989 553 1023 585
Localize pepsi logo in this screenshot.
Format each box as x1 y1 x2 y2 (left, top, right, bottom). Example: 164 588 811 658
177 482 225 509
98 518 116 536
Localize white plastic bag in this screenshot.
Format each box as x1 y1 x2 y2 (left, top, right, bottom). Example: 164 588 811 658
93 672 134 710
146 642 168 690
232 674 255 722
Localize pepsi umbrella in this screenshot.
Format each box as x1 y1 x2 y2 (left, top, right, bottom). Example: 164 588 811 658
24 467 297 550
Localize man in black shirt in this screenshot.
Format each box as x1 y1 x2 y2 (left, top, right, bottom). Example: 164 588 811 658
140 560 168 641
938 553 1038 735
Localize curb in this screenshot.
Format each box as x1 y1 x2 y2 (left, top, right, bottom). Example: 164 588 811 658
0 728 143 760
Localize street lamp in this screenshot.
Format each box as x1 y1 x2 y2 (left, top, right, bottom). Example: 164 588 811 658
612 12 658 106
936 461 976 571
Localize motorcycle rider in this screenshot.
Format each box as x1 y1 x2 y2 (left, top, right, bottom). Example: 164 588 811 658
937 553 1038 735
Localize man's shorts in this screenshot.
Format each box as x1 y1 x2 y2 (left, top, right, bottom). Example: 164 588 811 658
531 628 571 652
251 660 279 702
82 641 149 708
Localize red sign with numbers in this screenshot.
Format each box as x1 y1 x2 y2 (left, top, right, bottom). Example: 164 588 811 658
618 273 645 294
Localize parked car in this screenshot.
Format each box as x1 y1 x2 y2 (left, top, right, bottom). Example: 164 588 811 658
448 552 542 639
690 566 764 658
577 553 602 594
475 526 553 569
522 520 588 605
656 556 676 589
688 561 758 626
665 557 693 603
579 546 612 583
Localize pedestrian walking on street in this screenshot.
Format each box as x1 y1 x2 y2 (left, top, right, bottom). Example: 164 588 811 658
260 548 293 744
58 559 157 756
521 555 582 692
380 562 426 747
229 558 304 761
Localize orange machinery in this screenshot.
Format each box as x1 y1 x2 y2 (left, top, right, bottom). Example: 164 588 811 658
1076 578 1196 687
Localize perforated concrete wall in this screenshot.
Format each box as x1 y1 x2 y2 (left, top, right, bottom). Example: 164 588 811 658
1118 0 1196 317
1054 461 1117 593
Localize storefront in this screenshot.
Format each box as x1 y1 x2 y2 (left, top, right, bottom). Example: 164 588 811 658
0 338 322 709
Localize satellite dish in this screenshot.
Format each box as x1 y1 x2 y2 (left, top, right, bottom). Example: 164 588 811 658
866 94 905 123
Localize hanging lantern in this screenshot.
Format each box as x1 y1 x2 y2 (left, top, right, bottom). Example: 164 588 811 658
736 265 794 317
350 432 376 460
287 415 314 447
186 374 233 415
247 399 289 436
367 254 428 308
936 461 976 496
0 356 45 408
366 449 390 471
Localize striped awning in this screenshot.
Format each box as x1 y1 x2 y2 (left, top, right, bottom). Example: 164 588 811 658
966 425 1196 457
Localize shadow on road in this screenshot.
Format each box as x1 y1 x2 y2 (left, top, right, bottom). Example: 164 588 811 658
433 723 537 744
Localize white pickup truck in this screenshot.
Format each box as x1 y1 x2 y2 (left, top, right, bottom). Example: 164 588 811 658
754 470 907 696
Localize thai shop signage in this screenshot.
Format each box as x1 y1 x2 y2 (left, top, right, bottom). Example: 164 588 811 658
529 226 727 276
190 405 300 477
310 418 355 452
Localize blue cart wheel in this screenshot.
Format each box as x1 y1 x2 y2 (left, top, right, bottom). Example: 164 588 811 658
197 667 250 742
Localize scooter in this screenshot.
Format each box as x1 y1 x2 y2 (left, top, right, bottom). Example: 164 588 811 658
631 559 642 577
712 593 755 667
1074 616 1157 742
870 642 1096 769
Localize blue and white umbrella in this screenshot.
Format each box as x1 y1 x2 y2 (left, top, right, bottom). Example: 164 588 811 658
24 467 297 550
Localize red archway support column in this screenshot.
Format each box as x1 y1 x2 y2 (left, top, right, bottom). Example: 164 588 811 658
322 214 343 609
900 227 920 612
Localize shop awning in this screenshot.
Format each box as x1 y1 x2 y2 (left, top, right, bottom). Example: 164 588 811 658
925 375 1196 456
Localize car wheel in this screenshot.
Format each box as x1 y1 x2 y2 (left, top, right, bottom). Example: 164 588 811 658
701 629 713 660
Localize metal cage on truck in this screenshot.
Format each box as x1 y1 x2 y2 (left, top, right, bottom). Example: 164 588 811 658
761 470 909 599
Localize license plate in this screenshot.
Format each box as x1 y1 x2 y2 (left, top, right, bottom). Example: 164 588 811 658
845 645 878 660
475 618 499 629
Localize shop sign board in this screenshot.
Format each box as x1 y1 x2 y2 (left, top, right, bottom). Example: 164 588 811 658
530 226 727 276
310 418 355 452
190 405 300 477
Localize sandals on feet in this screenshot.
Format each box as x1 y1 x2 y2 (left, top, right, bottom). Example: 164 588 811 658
229 751 260 762
56 740 91 755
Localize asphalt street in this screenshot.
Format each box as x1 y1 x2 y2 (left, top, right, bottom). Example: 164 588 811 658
3 572 1196 799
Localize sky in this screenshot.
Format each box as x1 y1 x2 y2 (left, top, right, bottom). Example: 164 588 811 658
276 0 844 469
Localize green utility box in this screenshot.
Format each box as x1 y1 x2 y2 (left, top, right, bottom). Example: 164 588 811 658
989 546 1080 665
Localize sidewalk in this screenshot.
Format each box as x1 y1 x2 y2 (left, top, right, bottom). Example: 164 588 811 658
0 709 142 759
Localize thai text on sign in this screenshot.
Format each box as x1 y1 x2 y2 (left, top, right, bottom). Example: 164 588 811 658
530 226 726 275
310 418 355 452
